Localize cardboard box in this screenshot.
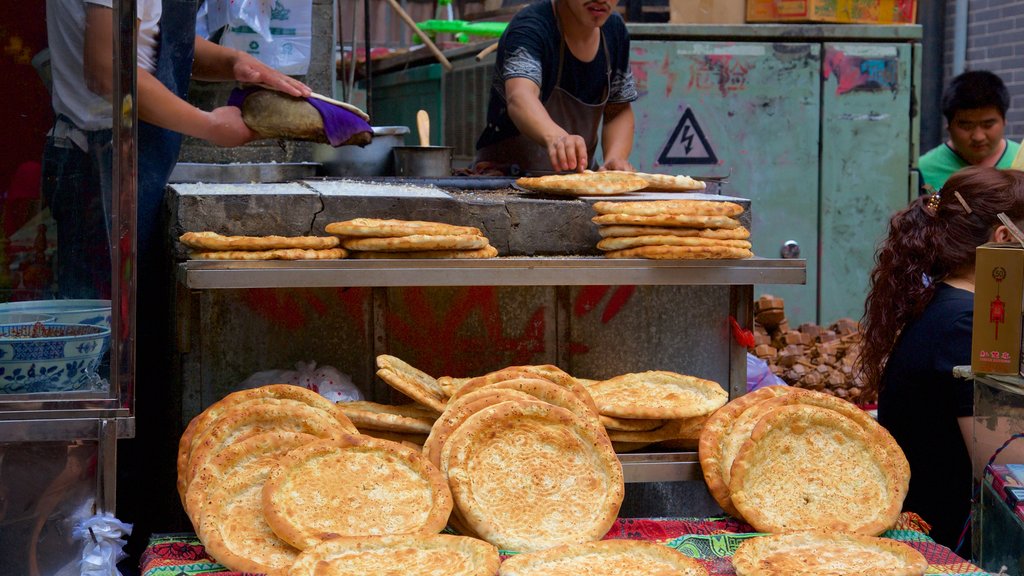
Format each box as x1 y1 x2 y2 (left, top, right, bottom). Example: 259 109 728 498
746 0 917 24
671 0 746 24
972 243 1024 376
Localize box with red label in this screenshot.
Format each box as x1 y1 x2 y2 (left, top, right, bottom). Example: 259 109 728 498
972 243 1024 376
746 0 917 24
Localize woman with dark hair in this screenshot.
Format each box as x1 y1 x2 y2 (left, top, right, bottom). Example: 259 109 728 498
862 165 1024 551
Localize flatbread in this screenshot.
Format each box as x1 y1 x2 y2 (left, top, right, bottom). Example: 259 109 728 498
180 231 341 251
632 171 707 193
606 416 709 444
325 218 482 238
189 248 348 260
437 376 473 398
350 245 499 259
729 404 905 535
443 400 623 552
262 436 453 549
604 245 753 260
308 91 370 121
376 354 447 413
599 414 665 432
289 534 500 576
598 225 750 240
592 213 742 229
498 539 708 576
197 460 301 575
337 400 438 434
592 200 744 217
356 428 429 447
450 365 598 414
586 371 727 419
342 234 488 252
176 384 358 504
516 171 649 196
698 386 796 518
732 532 927 576
598 236 752 251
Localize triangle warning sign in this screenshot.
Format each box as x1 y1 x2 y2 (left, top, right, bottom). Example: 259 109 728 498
658 108 717 165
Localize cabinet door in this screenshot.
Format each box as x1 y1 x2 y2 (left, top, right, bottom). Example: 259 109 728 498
820 43 913 323
630 41 821 323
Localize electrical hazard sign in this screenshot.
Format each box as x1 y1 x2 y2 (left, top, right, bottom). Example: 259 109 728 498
658 108 717 165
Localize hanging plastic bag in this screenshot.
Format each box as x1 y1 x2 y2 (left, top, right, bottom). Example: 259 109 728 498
72 512 132 576
747 352 787 393
208 0 312 75
238 361 363 402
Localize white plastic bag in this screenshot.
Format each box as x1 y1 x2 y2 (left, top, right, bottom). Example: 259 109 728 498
210 0 313 74
72 512 132 576
238 361 364 402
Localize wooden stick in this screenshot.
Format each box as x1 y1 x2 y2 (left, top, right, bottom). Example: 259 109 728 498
382 0 454 72
475 41 499 62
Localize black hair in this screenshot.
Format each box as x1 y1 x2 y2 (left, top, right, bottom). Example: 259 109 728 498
941 70 1010 123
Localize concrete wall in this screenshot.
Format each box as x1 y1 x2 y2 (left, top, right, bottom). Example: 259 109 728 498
941 0 1024 144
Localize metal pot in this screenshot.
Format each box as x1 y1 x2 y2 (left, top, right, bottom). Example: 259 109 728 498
393 146 454 178
313 126 411 177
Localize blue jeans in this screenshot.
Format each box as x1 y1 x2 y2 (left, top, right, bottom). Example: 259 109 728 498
40 118 113 299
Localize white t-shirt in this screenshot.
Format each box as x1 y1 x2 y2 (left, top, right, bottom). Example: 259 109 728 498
46 0 161 133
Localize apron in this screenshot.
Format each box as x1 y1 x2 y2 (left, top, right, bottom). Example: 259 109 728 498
476 4 611 176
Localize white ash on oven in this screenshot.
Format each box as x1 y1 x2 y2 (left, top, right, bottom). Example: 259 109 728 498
752 294 872 405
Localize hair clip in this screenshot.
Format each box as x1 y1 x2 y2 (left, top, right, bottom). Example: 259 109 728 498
953 190 972 214
926 192 941 213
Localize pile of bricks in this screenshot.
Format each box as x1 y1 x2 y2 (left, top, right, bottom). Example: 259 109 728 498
751 294 874 405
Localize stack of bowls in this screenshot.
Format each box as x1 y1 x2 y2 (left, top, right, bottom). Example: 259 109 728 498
0 300 112 393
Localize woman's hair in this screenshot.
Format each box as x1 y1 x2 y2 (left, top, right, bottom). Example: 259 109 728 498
860 166 1024 392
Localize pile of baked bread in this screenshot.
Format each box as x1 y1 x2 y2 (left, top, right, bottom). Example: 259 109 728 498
514 170 706 196
591 200 753 259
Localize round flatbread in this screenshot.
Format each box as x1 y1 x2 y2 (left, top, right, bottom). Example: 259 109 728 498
437 376 473 398
698 386 795 517
729 404 906 535
376 354 447 413
632 171 707 192
598 236 752 251
592 213 741 229
262 436 453 549
443 400 623 552
604 245 753 260
189 248 348 260
449 365 598 414
176 384 358 504
337 400 438 434
342 234 489 252
498 539 708 576
607 415 709 444
325 218 482 238
179 231 340 251
592 200 743 217
197 460 301 575
599 414 665 432
516 171 649 197
289 534 500 576
349 245 498 259
732 532 928 576
597 225 751 240
586 371 727 420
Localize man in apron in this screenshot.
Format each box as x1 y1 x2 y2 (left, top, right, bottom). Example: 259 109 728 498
475 0 638 176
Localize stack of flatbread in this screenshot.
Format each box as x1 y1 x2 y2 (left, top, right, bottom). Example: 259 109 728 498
498 540 708 575
731 531 927 576
336 399 438 447
325 218 498 259
515 170 705 197
591 200 754 259
177 384 458 575
698 386 910 535
180 231 347 260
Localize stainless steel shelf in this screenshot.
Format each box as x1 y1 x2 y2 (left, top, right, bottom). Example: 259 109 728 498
619 451 701 483
180 257 806 289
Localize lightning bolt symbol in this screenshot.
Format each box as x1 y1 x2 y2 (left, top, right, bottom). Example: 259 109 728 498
680 125 695 155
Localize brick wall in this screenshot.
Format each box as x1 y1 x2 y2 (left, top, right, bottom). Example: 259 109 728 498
942 0 1024 144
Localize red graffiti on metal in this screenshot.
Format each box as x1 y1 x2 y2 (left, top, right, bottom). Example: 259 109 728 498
687 55 749 96
242 288 368 331
823 49 898 95
574 285 637 324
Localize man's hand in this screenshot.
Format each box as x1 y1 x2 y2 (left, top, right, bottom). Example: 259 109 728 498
232 52 311 98
201 106 257 147
599 158 634 172
547 134 588 173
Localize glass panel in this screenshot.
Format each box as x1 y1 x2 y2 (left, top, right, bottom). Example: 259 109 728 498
0 0 134 413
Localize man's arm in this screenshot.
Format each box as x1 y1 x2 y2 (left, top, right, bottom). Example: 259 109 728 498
599 102 634 171
191 35 309 97
505 77 587 172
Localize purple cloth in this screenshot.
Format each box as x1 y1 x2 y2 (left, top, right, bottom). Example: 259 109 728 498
229 87 372 147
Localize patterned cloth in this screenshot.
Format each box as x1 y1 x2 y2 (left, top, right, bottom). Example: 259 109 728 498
140 514 990 576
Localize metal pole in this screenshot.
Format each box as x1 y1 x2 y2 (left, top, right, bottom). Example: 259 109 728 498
952 0 968 76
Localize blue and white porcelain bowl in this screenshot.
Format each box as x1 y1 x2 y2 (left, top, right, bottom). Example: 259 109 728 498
0 312 56 326
0 323 111 393
0 299 111 329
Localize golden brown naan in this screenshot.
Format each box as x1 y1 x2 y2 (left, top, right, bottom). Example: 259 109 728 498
498 539 708 576
732 532 927 576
